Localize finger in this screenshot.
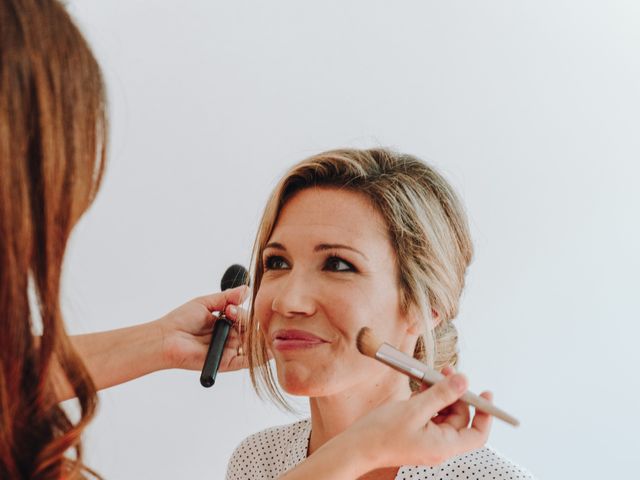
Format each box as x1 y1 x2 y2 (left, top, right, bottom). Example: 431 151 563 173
441 366 455 376
409 374 468 420
229 325 245 341
222 336 250 369
436 417 489 454
196 286 249 313
225 305 249 328
470 391 493 436
197 312 246 344
416 365 455 396
225 351 250 371
439 398 471 430
193 323 231 347
426 389 492 455
430 392 492 453
222 333 241 349
224 327 248 351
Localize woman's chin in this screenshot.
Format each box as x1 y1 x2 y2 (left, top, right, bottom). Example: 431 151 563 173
278 375 315 396
277 368 329 397
280 383 312 396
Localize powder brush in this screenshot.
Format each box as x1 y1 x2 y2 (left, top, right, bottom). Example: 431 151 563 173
356 327 519 427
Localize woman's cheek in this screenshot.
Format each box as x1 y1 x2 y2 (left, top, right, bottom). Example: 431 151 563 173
327 300 364 341
254 290 272 331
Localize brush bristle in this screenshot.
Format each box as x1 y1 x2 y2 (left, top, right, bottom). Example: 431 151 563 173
356 327 382 358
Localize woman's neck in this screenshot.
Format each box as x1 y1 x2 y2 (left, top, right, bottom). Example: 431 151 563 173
307 370 412 453
307 371 412 479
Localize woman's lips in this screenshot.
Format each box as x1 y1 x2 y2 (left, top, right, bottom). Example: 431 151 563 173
271 329 328 351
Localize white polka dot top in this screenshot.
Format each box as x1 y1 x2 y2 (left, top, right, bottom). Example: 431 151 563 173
226 419 536 479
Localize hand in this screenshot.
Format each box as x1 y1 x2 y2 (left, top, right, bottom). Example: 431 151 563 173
279 369 492 480
155 286 250 372
345 368 492 470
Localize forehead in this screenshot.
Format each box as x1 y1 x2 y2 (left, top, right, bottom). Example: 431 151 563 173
270 187 389 245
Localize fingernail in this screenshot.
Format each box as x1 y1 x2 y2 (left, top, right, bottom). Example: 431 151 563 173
450 374 466 393
228 305 238 316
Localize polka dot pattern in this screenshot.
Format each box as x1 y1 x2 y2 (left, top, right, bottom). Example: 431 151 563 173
226 419 536 479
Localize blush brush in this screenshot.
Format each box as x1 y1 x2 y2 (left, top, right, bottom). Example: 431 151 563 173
356 327 519 427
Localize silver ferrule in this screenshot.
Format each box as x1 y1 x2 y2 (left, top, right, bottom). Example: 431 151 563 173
375 343 445 386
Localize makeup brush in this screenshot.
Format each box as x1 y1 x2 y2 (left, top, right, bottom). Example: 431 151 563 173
200 264 249 388
356 327 519 427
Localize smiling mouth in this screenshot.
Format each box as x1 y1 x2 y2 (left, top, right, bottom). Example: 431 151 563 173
271 330 328 351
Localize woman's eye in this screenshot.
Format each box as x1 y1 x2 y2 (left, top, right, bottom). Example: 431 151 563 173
323 256 356 272
264 255 290 270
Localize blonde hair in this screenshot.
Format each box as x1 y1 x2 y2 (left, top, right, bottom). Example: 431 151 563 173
246 148 473 407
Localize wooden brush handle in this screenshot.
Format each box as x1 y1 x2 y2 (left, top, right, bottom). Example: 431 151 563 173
376 343 520 427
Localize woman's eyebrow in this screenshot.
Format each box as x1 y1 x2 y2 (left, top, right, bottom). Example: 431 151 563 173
263 242 368 261
264 242 286 251
314 243 368 261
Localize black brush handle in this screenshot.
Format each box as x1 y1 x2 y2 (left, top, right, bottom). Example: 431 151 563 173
200 316 233 387
200 264 248 388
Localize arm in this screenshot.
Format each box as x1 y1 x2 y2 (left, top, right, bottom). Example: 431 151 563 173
64 320 165 398
56 286 248 401
280 372 493 480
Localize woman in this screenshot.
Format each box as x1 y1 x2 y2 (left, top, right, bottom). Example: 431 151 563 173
0 1 247 477
1 1 488 478
228 149 535 479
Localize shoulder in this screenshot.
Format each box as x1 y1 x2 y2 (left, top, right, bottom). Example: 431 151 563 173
439 447 535 479
229 419 311 457
399 446 535 480
226 419 311 480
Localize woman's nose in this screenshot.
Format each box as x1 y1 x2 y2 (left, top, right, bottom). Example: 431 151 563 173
271 269 316 317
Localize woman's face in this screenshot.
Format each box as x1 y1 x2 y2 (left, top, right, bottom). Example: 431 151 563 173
255 187 419 397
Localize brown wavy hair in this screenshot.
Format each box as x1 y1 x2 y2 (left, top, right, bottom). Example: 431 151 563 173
0 0 107 478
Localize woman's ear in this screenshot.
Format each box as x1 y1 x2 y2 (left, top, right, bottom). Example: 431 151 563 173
406 318 421 335
431 308 440 326
406 308 440 334
406 307 441 335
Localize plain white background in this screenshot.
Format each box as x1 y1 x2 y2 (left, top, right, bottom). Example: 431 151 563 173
61 1 639 479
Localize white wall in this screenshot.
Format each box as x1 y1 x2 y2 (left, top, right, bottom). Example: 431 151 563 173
63 1 640 479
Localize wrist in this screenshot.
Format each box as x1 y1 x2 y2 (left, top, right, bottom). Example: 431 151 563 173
151 317 173 371
119 319 168 374
321 429 380 477
68 320 169 394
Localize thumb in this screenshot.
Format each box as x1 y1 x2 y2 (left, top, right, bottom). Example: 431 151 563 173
409 374 468 418
195 285 249 313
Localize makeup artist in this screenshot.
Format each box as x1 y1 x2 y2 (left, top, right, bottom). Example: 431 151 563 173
0 1 486 478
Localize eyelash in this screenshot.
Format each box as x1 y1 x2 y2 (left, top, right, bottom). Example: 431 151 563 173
263 255 289 271
262 254 357 273
323 255 357 273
